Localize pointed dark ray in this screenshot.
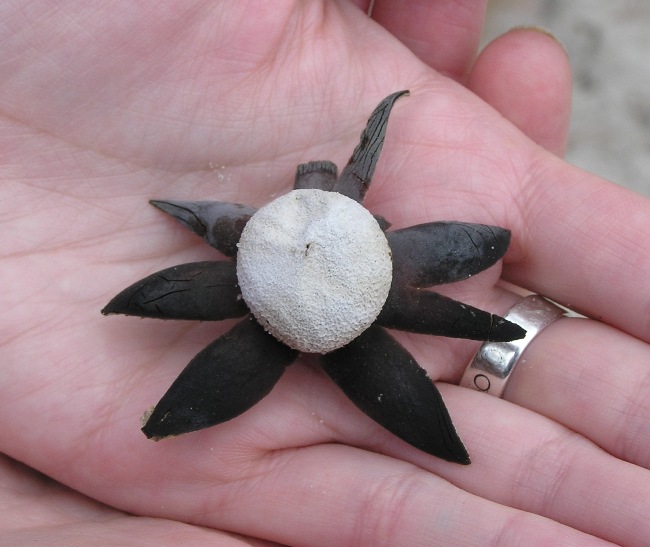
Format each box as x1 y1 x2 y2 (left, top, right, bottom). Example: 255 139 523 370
321 325 470 464
150 200 257 257
102 261 249 320
377 287 526 342
294 160 338 190
142 318 299 439
334 90 409 203
387 222 511 288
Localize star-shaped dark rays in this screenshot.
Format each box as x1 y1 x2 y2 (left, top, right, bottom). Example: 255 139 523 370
103 91 525 465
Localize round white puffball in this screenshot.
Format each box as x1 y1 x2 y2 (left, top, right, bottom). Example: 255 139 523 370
236 189 392 353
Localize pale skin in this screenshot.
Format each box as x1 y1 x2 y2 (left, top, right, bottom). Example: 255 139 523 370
1 1 649 545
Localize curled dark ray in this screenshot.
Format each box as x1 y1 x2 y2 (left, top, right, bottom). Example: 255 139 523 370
103 90 525 464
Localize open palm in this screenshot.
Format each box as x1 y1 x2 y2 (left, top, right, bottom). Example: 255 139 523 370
1 2 649 545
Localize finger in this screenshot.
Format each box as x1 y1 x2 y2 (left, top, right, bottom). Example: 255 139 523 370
504 160 650 342
3 523 270 547
347 0 371 13
0 324 619 547
502 317 650 469
370 0 488 81
0 345 605 546
467 28 572 156
0 456 266 547
437 385 650 546
208 444 610 546
122 351 642 546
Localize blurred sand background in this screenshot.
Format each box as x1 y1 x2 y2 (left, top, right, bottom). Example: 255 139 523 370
485 0 650 197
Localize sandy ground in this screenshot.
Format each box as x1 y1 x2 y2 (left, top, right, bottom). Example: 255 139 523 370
485 0 650 197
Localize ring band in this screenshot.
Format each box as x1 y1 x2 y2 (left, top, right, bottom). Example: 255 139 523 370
460 295 565 398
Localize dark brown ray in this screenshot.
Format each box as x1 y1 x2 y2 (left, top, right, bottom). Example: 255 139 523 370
334 90 409 203
142 317 299 439
150 200 256 257
377 287 526 342
387 222 511 288
373 215 391 231
321 325 470 464
294 160 338 191
102 261 248 320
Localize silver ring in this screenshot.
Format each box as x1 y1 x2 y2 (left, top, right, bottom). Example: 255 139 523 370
460 295 565 398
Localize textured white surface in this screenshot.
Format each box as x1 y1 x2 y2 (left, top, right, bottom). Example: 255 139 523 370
237 189 392 353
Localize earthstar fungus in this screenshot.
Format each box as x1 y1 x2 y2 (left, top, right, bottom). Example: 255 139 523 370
102 91 526 464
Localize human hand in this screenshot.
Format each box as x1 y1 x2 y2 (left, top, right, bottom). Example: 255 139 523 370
0 453 275 546
1 2 649 546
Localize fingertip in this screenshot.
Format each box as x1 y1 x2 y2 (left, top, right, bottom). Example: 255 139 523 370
468 27 572 156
